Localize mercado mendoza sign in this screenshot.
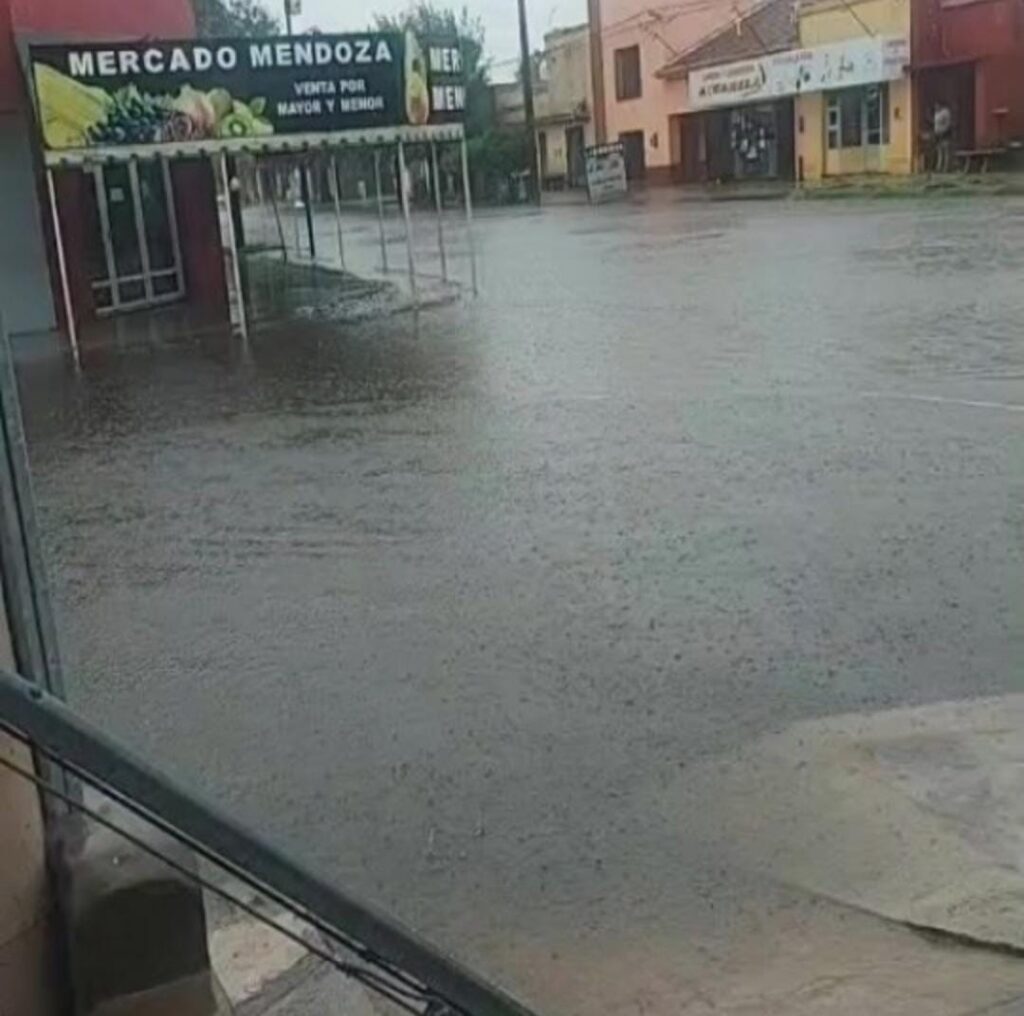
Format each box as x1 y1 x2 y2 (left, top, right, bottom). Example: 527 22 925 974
29 32 465 151
689 35 909 111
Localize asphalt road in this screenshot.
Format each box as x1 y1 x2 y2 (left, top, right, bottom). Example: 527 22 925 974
17 195 1024 1013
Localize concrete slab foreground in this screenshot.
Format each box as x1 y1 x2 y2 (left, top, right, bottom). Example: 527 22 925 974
673 694 1024 951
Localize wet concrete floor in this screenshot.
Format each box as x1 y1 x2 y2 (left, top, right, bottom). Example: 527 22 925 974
16 195 1024 1012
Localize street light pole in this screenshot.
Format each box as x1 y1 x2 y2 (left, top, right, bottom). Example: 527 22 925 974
516 0 540 204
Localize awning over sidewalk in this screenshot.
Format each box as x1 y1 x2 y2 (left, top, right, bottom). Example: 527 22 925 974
42 122 464 167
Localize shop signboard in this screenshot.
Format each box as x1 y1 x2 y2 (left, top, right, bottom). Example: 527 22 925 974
585 142 627 202
28 32 465 152
689 35 909 111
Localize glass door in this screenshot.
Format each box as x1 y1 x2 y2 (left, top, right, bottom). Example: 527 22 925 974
863 85 888 173
90 158 184 315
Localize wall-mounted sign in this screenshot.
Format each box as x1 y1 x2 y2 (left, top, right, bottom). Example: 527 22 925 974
29 32 465 151
585 142 628 202
689 35 909 110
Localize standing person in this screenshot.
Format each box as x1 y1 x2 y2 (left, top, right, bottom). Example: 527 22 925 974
933 102 953 173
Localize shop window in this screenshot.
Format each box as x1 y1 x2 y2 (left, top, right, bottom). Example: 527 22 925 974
827 84 890 149
615 46 641 101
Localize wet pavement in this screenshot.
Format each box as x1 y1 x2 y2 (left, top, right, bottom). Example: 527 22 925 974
15 195 1024 1013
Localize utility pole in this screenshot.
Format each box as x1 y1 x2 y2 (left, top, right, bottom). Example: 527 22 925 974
587 0 607 143
516 0 540 204
283 0 316 255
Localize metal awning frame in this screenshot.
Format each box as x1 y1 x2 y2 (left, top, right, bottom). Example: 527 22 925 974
42 122 464 168
43 121 475 363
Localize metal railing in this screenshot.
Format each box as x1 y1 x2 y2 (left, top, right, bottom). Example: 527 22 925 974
0 667 540 1016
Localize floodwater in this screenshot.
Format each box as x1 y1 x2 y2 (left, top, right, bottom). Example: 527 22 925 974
17 195 1024 1012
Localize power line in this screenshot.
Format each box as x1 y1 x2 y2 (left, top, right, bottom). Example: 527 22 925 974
486 0 729 71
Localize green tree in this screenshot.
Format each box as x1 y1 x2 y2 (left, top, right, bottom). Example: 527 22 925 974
192 0 280 36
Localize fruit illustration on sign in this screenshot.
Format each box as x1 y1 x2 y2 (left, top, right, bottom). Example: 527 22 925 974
32 63 275 149
404 31 430 125
35 63 113 149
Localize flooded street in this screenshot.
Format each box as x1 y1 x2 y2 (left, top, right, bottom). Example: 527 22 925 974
17 196 1024 1012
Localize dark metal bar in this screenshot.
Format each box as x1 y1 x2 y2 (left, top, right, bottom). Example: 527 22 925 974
0 668 540 1016
0 315 66 700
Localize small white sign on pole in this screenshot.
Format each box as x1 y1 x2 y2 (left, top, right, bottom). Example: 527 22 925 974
585 142 628 203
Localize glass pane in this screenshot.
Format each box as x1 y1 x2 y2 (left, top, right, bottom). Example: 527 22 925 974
83 174 109 285
118 280 145 304
840 89 862 148
103 164 143 280
827 100 840 150
153 273 180 296
865 86 882 145
137 160 176 272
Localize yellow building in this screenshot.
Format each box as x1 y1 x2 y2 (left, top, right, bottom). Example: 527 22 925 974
795 0 913 180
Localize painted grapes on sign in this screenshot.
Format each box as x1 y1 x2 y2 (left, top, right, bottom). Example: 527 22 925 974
36 64 273 149
29 34 466 152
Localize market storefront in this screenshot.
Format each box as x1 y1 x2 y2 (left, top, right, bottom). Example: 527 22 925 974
677 34 910 184
679 99 795 184
23 31 470 361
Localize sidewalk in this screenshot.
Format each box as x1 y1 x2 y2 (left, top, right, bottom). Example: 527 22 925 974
795 172 1024 199
677 694 1024 951
219 694 1024 1016
508 694 1024 1015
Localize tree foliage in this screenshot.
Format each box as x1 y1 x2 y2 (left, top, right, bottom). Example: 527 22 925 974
193 0 280 37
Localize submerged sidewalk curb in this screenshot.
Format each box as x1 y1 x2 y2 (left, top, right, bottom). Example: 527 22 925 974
676 694 1024 952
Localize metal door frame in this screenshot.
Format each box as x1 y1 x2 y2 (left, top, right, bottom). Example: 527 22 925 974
90 157 184 315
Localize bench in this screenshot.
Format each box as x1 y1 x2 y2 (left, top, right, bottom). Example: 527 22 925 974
956 148 1008 174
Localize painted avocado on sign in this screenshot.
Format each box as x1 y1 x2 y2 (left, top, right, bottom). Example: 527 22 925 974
28 33 466 151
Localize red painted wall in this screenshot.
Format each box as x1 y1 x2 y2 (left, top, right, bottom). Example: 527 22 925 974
171 160 228 317
914 0 1024 65
913 0 1024 146
975 51 1024 143
0 0 231 331
0 0 195 111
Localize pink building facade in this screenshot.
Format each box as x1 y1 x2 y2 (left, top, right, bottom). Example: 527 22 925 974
593 0 754 182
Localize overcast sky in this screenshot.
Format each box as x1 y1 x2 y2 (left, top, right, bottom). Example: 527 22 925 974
273 0 587 82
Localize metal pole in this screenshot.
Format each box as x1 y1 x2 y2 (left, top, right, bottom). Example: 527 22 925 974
301 162 316 259
0 316 67 703
396 140 417 304
430 142 447 283
268 168 287 262
373 149 388 273
0 669 539 1016
516 0 539 204
460 135 478 296
329 153 345 271
283 0 293 35
219 151 248 339
44 168 79 369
